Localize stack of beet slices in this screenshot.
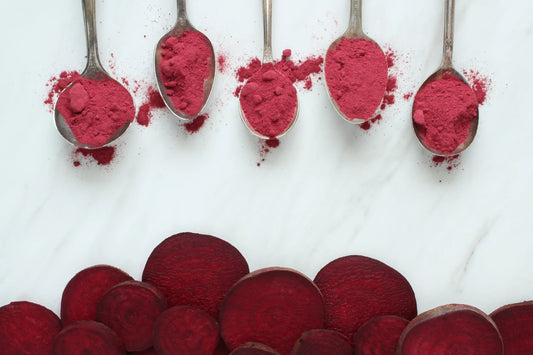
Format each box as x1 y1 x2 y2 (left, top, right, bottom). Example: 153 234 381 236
0 232 531 354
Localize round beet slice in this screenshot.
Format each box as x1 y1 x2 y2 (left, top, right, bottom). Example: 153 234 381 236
61 265 133 325
313 255 417 339
142 232 249 318
153 306 219 355
352 315 408 355
398 304 503 354
291 329 352 355
96 281 167 352
230 342 281 355
490 301 533 354
0 301 62 355
52 320 125 355
220 267 325 355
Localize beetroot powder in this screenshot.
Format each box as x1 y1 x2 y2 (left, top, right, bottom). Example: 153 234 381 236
325 38 388 121
184 114 209 134
413 74 478 155
73 146 116 166
44 71 80 112
56 77 135 146
463 69 491 105
136 88 166 127
159 30 212 116
239 63 297 138
218 54 227 74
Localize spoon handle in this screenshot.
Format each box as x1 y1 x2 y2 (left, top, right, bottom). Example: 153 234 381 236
177 0 189 26
347 0 363 37
262 0 273 63
442 0 455 68
81 0 101 70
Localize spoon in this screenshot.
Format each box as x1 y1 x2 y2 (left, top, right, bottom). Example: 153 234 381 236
239 0 299 139
55 0 132 149
154 0 216 121
412 0 479 156
324 0 386 124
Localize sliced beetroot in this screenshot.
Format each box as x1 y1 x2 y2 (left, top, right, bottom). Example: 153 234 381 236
153 305 219 355
313 255 417 339
397 304 503 354
52 320 125 355
291 329 352 355
0 301 62 355
490 301 533 354
230 342 281 355
61 265 133 325
352 315 408 355
220 267 325 355
96 281 167 352
142 232 249 318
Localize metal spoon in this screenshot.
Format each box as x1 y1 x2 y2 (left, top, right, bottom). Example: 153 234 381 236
412 0 479 156
324 0 386 124
154 0 216 121
55 0 133 149
239 0 299 139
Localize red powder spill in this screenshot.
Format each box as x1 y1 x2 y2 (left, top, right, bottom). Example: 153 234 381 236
234 85 243 98
44 71 80 112
413 74 478 155
432 155 460 171
218 54 227 74
136 88 166 127
463 69 491 105
325 38 388 121
184 114 209 134
266 138 280 148
239 63 297 138
274 56 323 90
236 58 262 83
360 114 383 131
160 30 212 115
282 49 292 59
257 139 280 166
73 146 116 166
403 92 413 100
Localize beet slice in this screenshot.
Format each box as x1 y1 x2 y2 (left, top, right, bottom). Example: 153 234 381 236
352 315 408 355
230 342 281 355
490 301 533 354
52 320 125 355
291 329 352 355
397 304 503 354
0 301 62 355
142 232 249 318
220 267 325 355
153 305 219 355
313 255 417 339
96 281 167 352
61 265 133 325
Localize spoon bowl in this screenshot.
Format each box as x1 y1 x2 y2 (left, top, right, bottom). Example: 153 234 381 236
154 0 216 121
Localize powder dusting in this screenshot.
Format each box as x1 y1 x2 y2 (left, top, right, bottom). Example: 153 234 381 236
73 146 116 166
432 155 460 171
136 88 166 127
218 54 228 74
463 69 491 105
184 114 209 134
257 138 280 167
44 71 80 112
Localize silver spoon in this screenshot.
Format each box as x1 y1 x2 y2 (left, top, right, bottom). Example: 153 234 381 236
154 0 216 121
239 0 299 139
324 0 387 124
412 0 479 156
55 0 133 149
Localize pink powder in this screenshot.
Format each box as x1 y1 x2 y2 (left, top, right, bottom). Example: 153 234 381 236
463 69 491 105
218 54 227 74
282 49 292 59
44 71 81 112
257 138 281 167
73 146 116 166
274 56 323 90
236 58 262 83
403 93 413 100
432 155 460 171
136 88 166 127
184 114 209 134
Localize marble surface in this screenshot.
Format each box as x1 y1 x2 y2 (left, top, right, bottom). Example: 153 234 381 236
1 0 532 321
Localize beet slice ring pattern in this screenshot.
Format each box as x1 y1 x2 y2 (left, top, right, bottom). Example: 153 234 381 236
490 301 533 355
230 342 281 355
153 305 219 355
60 264 133 326
52 320 125 355
291 329 352 355
0 301 62 355
313 255 417 339
96 280 167 352
397 304 503 355
352 315 408 355
220 267 325 355
142 232 249 318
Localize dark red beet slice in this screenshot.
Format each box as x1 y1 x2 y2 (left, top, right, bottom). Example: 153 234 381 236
490 301 533 354
153 305 219 355
52 320 125 355
352 315 408 355
96 281 167 352
230 342 281 355
220 267 325 355
142 232 249 318
313 255 417 339
397 304 503 354
291 329 352 355
61 265 133 325
0 301 62 355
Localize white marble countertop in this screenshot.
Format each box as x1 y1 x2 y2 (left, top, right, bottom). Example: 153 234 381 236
1 0 532 320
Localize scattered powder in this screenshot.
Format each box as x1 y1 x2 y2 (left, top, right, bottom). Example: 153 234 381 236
257 138 280 167
184 114 209 134
236 58 262 83
73 146 116 166
432 155 460 171
44 71 81 112
282 49 292 59
463 69 491 105
403 93 413 100
136 87 166 127
218 54 227 74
